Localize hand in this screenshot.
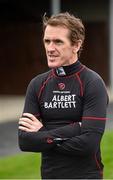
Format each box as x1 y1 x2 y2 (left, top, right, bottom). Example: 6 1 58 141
18 113 43 132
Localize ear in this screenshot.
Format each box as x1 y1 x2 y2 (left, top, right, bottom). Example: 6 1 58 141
73 40 82 54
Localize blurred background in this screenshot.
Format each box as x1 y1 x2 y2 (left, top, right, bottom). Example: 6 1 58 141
0 0 113 179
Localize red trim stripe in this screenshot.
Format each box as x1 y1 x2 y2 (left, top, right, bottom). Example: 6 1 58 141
37 72 53 100
76 65 85 74
82 116 108 121
76 73 83 96
94 153 103 178
75 66 85 97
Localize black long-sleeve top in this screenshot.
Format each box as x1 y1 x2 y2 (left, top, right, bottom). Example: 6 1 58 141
18 60 108 179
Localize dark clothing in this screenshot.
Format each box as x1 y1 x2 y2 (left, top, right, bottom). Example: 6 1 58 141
19 60 108 179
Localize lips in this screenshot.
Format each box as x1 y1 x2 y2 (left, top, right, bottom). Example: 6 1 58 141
48 55 57 58
48 55 58 61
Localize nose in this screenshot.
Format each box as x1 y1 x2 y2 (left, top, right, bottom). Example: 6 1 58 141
47 42 56 51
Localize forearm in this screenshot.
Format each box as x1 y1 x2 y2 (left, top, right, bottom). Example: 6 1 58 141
18 127 54 152
55 131 103 156
54 119 106 156
18 122 81 152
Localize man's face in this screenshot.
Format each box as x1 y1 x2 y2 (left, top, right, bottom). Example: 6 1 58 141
43 25 79 68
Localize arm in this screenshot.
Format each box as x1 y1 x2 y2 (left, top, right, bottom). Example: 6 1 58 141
19 119 81 152
54 78 109 156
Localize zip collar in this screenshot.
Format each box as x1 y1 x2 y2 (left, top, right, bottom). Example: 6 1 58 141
55 60 83 76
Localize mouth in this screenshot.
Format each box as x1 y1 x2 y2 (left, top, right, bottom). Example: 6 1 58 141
48 55 58 61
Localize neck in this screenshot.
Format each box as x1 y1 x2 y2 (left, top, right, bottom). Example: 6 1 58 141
55 60 83 76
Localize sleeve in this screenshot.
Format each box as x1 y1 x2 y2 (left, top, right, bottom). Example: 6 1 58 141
22 78 41 116
18 78 81 152
55 77 109 156
18 123 81 152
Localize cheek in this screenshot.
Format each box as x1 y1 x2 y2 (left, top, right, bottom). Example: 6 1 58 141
61 48 72 58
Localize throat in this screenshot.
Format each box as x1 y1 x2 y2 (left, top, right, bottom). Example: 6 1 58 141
55 60 83 76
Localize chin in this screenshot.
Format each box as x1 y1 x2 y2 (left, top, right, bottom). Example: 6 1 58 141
48 62 60 69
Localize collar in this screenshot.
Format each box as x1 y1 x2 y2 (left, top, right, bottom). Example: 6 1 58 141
55 60 83 76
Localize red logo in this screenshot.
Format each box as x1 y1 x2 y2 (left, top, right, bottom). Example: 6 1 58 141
47 138 53 144
58 83 65 90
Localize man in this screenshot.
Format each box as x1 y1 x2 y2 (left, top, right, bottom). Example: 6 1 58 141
18 12 109 179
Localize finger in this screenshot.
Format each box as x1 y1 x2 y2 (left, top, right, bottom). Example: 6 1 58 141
19 121 32 129
22 113 37 121
19 125 32 132
19 117 33 125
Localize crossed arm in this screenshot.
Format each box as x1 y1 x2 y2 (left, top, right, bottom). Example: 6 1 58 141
18 77 108 156
18 113 81 152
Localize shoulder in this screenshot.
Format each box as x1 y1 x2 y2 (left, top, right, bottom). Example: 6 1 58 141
82 66 104 83
80 66 107 91
82 66 108 99
30 70 52 85
26 70 52 92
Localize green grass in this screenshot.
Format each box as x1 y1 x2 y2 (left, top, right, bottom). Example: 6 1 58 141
101 130 113 179
0 152 41 179
0 130 113 179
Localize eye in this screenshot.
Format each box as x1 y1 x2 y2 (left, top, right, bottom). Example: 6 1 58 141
44 39 50 44
54 39 63 45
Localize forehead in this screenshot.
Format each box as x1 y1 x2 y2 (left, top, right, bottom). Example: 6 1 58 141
44 25 70 39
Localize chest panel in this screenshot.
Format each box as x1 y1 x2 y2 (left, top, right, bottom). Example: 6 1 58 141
39 76 83 126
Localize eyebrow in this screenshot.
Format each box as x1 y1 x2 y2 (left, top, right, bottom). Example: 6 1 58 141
44 38 64 43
